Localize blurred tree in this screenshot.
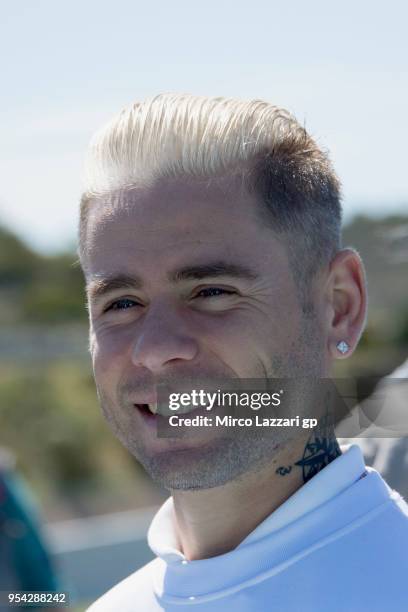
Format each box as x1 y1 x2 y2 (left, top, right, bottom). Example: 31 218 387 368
0 225 39 287
0 224 87 324
396 304 408 346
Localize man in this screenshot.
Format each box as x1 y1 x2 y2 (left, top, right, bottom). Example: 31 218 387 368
78 94 408 611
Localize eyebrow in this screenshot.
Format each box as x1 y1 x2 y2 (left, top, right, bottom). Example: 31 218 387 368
86 261 259 304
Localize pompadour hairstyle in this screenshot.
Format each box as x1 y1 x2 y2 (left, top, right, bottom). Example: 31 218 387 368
78 93 342 301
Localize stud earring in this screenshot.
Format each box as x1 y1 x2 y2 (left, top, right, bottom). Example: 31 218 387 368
336 340 350 355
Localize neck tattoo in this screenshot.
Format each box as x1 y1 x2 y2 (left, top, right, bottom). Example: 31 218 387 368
276 413 341 483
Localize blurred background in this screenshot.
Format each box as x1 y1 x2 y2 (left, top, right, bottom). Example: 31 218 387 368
0 0 407 609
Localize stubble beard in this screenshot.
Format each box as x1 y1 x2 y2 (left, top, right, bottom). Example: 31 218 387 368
96 385 285 491
95 312 325 491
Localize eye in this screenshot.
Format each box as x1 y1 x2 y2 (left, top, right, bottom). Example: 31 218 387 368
194 287 236 298
104 298 139 312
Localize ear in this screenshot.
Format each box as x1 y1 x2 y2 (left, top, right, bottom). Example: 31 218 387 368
325 248 367 359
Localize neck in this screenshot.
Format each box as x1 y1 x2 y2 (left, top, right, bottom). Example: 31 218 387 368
171 423 341 560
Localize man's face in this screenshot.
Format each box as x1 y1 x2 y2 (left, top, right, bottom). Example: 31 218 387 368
84 175 327 489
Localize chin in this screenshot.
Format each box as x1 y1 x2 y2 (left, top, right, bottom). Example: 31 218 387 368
135 441 271 491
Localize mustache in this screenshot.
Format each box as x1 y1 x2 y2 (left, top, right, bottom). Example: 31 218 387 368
118 368 238 403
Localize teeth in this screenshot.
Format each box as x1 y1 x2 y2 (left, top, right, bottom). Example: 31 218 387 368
148 402 158 415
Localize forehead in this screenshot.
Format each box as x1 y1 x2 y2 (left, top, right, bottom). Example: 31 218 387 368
84 175 287 279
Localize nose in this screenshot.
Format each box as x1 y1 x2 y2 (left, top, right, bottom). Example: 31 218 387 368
130 302 199 372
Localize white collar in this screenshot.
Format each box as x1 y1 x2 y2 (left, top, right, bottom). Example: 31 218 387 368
147 444 366 562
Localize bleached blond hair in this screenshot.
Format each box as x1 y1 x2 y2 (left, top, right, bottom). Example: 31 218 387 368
78 93 342 294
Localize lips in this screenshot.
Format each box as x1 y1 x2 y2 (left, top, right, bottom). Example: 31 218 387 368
132 395 158 414
135 403 156 416
134 402 210 419
134 404 161 429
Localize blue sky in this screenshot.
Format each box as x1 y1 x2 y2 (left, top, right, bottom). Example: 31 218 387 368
1 0 407 254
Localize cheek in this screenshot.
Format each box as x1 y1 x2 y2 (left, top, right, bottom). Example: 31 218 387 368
211 302 298 347
204 303 304 374
91 325 132 382
195 309 271 368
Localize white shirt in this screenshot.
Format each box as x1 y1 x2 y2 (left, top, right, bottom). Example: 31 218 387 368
88 445 408 611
